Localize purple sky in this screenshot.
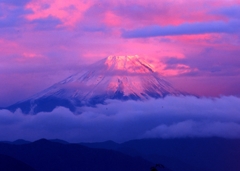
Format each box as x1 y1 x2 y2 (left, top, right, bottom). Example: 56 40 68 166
0 0 240 106
0 0 240 142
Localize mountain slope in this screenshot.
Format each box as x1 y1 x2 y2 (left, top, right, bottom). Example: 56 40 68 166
81 137 240 171
6 55 182 114
0 139 170 171
0 154 36 171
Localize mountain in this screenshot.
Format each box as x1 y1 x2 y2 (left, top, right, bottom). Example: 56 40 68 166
81 137 240 171
1 137 239 171
0 139 171 171
0 154 36 171
6 55 182 114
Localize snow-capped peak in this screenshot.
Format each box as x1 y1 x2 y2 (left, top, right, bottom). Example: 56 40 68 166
7 55 183 114
103 55 154 73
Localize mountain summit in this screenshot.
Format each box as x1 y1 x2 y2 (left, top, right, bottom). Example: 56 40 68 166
7 55 182 114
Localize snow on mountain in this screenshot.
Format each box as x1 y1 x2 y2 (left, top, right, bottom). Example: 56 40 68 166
6 55 183 114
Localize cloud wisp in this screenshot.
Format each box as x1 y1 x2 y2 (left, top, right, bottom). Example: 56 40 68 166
0 96 239 142
122 20 240 38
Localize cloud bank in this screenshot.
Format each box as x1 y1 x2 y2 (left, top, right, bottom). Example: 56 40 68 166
0 96 239 142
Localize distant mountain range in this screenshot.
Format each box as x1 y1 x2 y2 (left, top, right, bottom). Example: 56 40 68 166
5 55 185 114
0 138 170 171
1 137 240 171
0 154 36 171
81 137 240 171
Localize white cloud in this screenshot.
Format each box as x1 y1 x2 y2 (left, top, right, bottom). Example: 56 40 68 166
0 96 240 142
143 120 240 138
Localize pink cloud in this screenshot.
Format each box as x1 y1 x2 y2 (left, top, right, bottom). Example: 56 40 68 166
0 38 47 65
0 39 19 55
98 0 231 29
168 75 240 97
24 0 237 29
25 0 93 28
104 11 121 26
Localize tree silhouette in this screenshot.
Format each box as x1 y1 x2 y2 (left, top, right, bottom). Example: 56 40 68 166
150 166 158 171
150 163 165 171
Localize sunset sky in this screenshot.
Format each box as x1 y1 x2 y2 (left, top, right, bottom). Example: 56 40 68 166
0 0 240 142
1 0 240 106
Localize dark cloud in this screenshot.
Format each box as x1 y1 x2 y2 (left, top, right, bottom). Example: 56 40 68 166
0 6 60 32
0 96 239 142
30 17 62 30
82 25 108 33
114 4 166 22
0 0 31 6
162 45 240 77
122 20 240 38
0 9 29 28
214 5 240 19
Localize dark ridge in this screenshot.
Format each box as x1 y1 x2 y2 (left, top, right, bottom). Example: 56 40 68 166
88 95 107 106
6 97 76 114
12 139 31 145
145 91 163 98
139 61 154 73
49 139 69 144
121 137 240 171
87 91 142 106
0 139 31 145
0 154 36 171
111 90 141 101
0 139 161 171
7 100 32 114
32 138 49 143
112 90 125 99
33 97 76 113
80 140 120 150
80 137 240 171
0 141 12 144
